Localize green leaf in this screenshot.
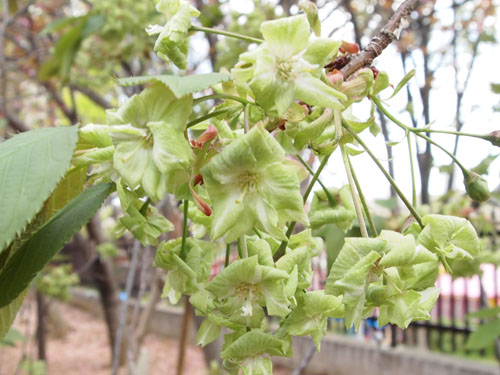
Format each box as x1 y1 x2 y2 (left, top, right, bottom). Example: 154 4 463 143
117 73 232 98
1 327 24 347
471 154 499 175
0 291 26 340
467 306 500 319
0 183 112 308
0 126 79 252
387 69 415 99
491 83 500 94
43 167 87 221
465 319 500 350
38 15 104 81
344 116 375 134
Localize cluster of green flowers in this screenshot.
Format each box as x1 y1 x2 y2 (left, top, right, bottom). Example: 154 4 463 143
77 2 482 374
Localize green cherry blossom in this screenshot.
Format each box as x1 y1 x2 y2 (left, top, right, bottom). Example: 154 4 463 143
232 14 346 117
201 124 308 243
106 83 194 201
206 256 290 328
146 0 200 69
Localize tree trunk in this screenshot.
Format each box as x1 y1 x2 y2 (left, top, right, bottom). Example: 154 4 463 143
36 291 47 361
85 216 126 365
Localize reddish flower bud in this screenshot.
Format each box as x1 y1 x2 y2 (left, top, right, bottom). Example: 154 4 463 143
196 124 218 149
189 181 212 216
485 131 500 147
193 174 204 186
339 40 360 54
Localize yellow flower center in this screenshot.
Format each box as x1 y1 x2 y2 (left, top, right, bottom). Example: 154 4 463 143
276 57 294 81
235 282 258 297
238 171 261 193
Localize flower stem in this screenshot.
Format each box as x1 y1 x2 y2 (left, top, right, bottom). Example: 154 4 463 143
187 109 231 128
439 254 453 274
302 154 331 203
411 127 487 140
371 96 468 173
180 200 189 260
225 244 231 267
347 127 424 228
193 93 251 106
407 133 417 207
190 25 264 44
296 153 336 207
237 237 248 258
341 144 368 238
244 104 250 133
347 154 378 237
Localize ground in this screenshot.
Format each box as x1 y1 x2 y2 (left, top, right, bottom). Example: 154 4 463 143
0 300 290 375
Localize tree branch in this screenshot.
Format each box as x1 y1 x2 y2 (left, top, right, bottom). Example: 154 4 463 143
340 0 418 79
0 0 30 132
70 84 113 109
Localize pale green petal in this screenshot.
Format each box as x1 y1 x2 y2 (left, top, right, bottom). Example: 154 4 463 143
241 356 273 375
250 54 293 116
146 121 193 172
294 73 346 109
108 124 148 143
221 331 284 359
379 230 437 267
79 124 112 147
302 39 341 66
326 238 389 283
206 257 258 298
260 15 310 57
247 239 274 267
260 281 290 317
141 83 193 125
113 142 152 189
251 196 284 240
196 317 221 347
303 290 343 317
260 162 308 225
417 214 480 260
208 185 248 242
106 94 147 127
378 290 420 328
153 2 194 69
74 146 114 166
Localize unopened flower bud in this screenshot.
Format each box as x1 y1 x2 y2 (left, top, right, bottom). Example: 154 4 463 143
332 68 374 102
485 131 500 147
339 40 360 54
195 124 218 149
463 170 491 202
299 1 320 36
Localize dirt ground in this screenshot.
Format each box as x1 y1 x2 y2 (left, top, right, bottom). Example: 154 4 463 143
0 300 290 375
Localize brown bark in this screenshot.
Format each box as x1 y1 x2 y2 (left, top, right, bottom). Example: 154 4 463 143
340 0 418 80
36 291 47 361
176 296 193 375
85 216 125 365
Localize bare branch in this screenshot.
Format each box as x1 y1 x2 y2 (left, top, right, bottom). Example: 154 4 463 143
340 0 418 79
70 84 113 109
0 0 31 132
